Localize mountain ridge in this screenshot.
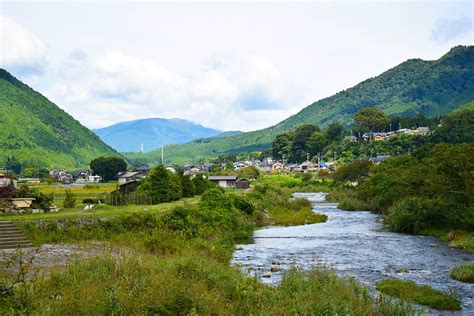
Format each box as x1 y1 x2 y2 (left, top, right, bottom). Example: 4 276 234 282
0 69 120 169
126 45 474 164
93 117 223 153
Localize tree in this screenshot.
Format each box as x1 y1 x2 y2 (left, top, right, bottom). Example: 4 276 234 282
272 133 293 160
238 166 260 179
353 108 390 132
90 157 127 182
63 189 77 208
180 174 195 198
192 174 213 195
326 122 343 142
136 165 182 204
5 156 22 175
288 124 320 162
332 159 373 184
306 131 328 157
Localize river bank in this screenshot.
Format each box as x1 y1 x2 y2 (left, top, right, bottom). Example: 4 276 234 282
232 192 474 313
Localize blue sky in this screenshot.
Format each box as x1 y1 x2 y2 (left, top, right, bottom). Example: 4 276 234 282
1 1 473 131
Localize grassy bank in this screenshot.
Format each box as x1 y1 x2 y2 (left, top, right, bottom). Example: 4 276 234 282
376 279 461 311
0 185 416 314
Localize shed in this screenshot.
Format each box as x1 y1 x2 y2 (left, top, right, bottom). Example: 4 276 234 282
235 179 250 190
208 175 237 188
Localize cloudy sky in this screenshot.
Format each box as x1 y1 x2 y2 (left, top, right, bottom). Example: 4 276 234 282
1 1 473 131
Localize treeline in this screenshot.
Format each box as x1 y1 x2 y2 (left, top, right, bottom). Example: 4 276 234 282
270 103 473 164
328 104 474 234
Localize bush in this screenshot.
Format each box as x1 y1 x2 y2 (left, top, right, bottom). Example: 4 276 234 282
62 189 76 208
230 194 255 215
450 263 474 283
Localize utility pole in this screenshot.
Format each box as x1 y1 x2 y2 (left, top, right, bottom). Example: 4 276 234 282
161 146 164 165
306 152 310 162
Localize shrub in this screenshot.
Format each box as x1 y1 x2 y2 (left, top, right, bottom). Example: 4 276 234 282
230 194 255 215
62 189 76 208
450 263 474 283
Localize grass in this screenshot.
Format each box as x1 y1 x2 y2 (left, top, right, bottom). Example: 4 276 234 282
2 211 416 315
420 229 474 253
450 263 474 283
0 197 200 221
376 279 461 311
30 182 118 205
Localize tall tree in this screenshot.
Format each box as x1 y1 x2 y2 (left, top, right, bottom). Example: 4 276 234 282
353 108 390 132
289 124 320 162
306 132 328 158
90 156 127 181
326 122 343 142
272 133 293 160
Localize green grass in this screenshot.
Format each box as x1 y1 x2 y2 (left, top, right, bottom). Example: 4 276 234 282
376 279 461 311
421 229 474 253
0 197 200 221
450 263 474 283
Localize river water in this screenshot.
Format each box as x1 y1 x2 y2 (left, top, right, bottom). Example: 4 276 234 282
231 192 474 313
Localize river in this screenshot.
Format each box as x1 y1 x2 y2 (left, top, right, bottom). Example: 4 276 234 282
231 192 474 313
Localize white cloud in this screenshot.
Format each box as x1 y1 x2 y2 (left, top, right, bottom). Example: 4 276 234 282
431 17 473 42
0 16 47 75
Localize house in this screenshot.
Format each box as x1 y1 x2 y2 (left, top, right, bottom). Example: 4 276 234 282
118 172 142 183
165 166 177 174
236 179 250 190
135 165 151 174
50 169 73 184
184 165 201 176
415 127 430 136
373 133 387 142
208 175 237 188
0 175 16 188
88 175 102 183
369 155 390 164
233 162 248 170
344 135 357 143
272 162 284 171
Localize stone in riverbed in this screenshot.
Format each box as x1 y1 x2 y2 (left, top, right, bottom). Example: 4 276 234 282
262 272 272 278
270 266 280 272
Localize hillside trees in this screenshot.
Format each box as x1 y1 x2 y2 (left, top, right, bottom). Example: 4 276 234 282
289 124 320 162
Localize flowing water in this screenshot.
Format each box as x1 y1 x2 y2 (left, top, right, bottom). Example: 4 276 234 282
231 192 474 314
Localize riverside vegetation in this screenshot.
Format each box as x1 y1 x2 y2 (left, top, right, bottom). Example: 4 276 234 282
0 182 419 315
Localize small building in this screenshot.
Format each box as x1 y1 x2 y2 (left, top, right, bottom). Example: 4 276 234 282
415 127 430 136
9 198 35 208
236 179 250 190
18 178 41 184
118 172 142 184
88 175 102 183
0 175 17 188
208 175 237 188
118 180 139 194
369 155 390 164
344 135 357 143
165 166 177 174
135 165 151 174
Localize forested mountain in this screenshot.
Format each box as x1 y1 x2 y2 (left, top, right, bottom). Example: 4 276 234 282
126 45 474 164
94 118 222 153
0 69 119 169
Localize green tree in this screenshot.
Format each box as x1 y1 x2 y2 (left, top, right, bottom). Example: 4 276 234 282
180 174 195 198
63 189 77 208
136 165 182 203
90 156 127 182
332 159 373 184
272 133 293 160
326 122 343 142
353 108 390 132
192 175 213 195
238 166 260 179
306 131 328 157
289 124 320 163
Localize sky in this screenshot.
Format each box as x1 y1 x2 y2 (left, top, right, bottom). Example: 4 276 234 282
0 1 473 132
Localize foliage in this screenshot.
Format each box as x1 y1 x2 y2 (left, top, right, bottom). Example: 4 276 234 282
15 185 53 210
191 174 213 195
62 189 76 208
0 69 120 169
238 165 260 179
450 263 474 283
288 124 320 162
126 46 474 164
136 165 182 204
90 156 127 181
332 159 373 184
180 174 195 197
432 101 474 144
376 279 461 310
353 107 390 132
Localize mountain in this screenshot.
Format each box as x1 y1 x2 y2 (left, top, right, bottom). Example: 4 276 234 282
126 45 474 164
93 118 222 152
0 69 119 169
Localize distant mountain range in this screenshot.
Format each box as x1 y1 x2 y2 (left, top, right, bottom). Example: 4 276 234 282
94 118 225 152
0 69 119 169
126 45 474 164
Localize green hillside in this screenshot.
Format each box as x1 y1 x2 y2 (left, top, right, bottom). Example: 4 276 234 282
0 69 120 169
127 45 474 164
